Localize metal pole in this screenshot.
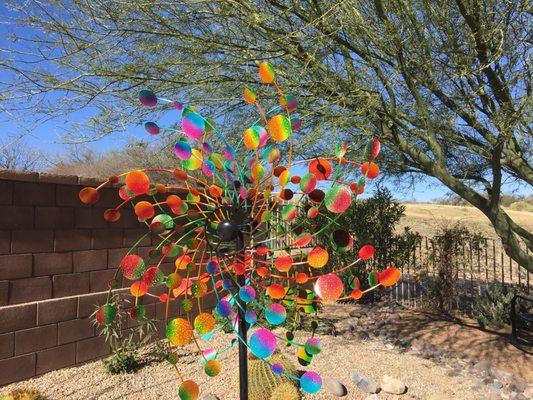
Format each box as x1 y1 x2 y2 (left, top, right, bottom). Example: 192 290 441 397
236 230 248 400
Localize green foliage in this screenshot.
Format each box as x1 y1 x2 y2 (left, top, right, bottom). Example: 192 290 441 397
471 284 515 330
212 307 233 334
102 343 141 374
439 194 533 210
423 223 483 313
0 389 47 400
304 188 420 295
249 353 299 400
92 293 157 374
426 223 470 314
509 201 533 212
3 0 531 270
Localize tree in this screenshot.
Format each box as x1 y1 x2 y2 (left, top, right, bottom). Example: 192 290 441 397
1 0 531 271
0 135 45 171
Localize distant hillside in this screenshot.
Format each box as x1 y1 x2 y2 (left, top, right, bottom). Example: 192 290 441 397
399 203 533 238
434 193 533 211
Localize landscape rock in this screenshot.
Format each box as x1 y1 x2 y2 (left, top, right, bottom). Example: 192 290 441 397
470 361 491 376
487 387 502 400
523 385 533 398
492 368 513 384
509 378 527 393
352 373 380 394
381 375 407 394
364 395 380 400
446 369 460 377
324 376 348 397
349 310 365 318
492 379 503 389
200 395 219 400
355 331 370 340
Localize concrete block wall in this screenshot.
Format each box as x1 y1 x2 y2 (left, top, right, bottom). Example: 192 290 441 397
0 169 213 386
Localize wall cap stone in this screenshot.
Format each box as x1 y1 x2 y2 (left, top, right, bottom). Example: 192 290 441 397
0 169 105 187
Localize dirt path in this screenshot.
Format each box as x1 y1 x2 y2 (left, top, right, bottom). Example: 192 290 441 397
381 309 532 382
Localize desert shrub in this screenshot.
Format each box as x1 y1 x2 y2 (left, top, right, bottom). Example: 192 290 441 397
424 223 483 313
471 284 515 329
0 389 47 400
102 341 141 374
302 188 420 297
508 201 533 212
93 292 157 374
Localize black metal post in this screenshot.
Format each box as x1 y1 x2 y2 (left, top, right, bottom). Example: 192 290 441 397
236 230 248 400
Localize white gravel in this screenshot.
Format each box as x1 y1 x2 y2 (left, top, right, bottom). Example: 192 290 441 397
2 330 490 400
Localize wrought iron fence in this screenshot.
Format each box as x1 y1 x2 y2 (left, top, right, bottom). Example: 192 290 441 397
388 236 531 307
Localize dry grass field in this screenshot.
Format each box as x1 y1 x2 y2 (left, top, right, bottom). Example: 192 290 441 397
399 203 533 239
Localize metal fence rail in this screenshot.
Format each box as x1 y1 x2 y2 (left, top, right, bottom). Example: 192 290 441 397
389 236 531 307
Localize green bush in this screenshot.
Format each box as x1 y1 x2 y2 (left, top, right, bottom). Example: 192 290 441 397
102 343 141 374
471 284 515 330
508 201 533 212
93 293 157 374
425 224 468 313
302 188 420 295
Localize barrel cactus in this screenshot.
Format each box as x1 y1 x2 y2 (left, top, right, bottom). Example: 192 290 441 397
1 388 47 400
270 383 299 400
249 353 299 400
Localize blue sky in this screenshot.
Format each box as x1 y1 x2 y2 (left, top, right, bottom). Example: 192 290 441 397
1 4 530 203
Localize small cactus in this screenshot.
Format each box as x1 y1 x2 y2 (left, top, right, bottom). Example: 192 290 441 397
270 382 299 400
249 353 299 400
1 388 47 400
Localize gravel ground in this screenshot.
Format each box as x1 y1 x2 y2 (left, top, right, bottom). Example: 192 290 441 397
2 330 490 400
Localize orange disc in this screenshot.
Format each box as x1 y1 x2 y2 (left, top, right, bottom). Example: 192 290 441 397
103 209 120 222
79 187 100 205
307 247 329 269
134 201 155 220
309 158 332 180
125 170 150 195
361 162 380 179
378 267 401 286
175 254 192 270
295 272 309 284
173 168 187 180
267 283 286 299
274 252 293 272
130 281 148 297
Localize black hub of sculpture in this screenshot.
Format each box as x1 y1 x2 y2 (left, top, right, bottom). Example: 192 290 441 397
216 219 240 242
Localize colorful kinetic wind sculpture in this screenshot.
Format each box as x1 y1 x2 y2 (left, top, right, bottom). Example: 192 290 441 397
80 62 400 399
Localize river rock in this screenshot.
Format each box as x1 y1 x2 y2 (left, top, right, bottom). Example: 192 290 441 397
352 373 380 393
324 376 348 397
470 361 491 376
509 377 527 392
381 375 407 394
523 384 533 398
